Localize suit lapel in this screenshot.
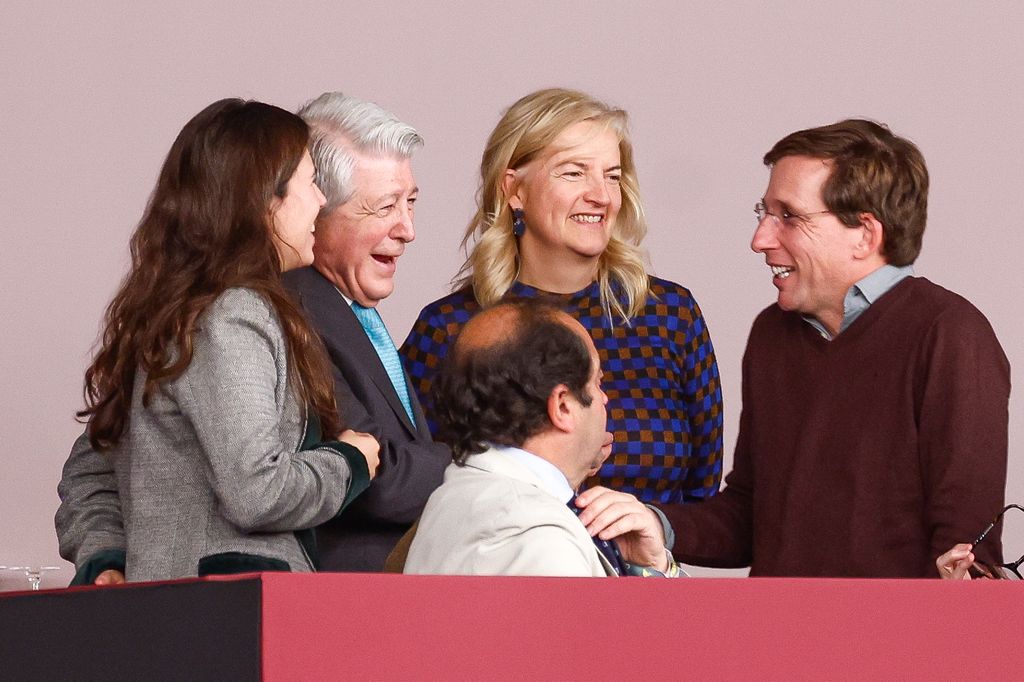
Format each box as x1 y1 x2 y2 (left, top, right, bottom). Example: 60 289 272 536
290 268 419 436
595 550 618 577
409 382 430 432
336 303 419 435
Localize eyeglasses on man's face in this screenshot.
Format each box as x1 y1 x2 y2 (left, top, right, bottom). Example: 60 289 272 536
970 503 1024 580
753 201 834 226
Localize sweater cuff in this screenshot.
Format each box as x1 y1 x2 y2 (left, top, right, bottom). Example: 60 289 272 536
318 441 371 516
70 548 126 586
624 549 688 578
646 504 675 551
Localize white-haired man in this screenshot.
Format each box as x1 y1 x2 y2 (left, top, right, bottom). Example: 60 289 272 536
282 92 449 571
55 93 448 582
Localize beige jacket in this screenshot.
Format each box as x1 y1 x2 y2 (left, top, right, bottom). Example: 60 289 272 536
405 448 614 577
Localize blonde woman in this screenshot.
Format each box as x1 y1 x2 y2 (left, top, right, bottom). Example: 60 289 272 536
400 88 722 505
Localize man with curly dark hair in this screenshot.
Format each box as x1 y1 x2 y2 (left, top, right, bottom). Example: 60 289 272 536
404 300 678 577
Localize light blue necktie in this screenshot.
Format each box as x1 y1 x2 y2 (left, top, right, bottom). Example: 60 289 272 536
350 302 416 427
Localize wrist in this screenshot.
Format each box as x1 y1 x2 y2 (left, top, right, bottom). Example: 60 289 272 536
623 549 683 578
655 547 670 573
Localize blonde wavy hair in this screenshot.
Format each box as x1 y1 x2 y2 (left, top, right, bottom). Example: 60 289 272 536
454 88 650 322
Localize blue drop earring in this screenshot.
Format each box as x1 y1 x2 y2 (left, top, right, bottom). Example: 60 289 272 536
512 208 526 237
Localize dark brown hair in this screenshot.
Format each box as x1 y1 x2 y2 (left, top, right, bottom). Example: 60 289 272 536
764 119 929 266
80 98 339 449
432 301 593 464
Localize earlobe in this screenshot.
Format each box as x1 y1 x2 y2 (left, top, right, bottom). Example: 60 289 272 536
268 197 283 228
502 169 522 210
855 212 885 259
547 385 575 433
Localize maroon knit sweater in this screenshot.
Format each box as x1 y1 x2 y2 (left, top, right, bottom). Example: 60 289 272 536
659 277 1010 577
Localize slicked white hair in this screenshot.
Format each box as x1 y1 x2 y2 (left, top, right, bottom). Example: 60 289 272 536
298 92 423 212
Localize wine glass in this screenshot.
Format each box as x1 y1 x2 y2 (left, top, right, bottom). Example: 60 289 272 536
5 566 62 591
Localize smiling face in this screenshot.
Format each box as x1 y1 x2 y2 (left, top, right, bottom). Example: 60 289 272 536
506 120 623 283
312 153 417 307
751 155 871 335
271 150 326 271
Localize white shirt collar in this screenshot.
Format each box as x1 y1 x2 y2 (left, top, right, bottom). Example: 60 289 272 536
488 443 575 504
332 285 353 306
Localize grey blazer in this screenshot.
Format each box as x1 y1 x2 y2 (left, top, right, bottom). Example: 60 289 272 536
283 266 449 571
404 448 614 577
55 288 368 582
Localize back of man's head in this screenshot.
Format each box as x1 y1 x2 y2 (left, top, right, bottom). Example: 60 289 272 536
764 118 929 266
298 92 423 212
432 301 593 464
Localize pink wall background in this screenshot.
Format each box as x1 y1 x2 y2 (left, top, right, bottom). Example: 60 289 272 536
2 1 1019 588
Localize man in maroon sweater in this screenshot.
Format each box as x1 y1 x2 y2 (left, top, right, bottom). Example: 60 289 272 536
657 120 1010 577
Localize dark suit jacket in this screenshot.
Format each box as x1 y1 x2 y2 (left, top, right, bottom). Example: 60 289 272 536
283 266 450 571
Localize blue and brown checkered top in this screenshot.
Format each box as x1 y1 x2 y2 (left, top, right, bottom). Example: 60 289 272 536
399 277 724 504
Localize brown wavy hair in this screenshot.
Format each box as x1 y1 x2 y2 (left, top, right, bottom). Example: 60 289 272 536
79 98 339 449
764 119 929 266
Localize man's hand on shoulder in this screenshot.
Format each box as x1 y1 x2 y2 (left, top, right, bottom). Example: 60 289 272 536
574 487 669 572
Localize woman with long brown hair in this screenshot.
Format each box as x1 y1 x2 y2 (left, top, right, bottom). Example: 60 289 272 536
56 98 379 583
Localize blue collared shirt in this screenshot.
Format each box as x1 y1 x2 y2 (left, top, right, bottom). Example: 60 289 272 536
804 264 914 340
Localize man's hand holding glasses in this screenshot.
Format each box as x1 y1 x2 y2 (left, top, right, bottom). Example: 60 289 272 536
936 504 1023 580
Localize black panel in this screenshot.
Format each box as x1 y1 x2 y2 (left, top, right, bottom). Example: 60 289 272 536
0 578 261 681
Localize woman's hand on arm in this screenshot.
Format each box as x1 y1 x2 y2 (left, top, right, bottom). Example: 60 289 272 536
338 429 380 479
94 569 126 585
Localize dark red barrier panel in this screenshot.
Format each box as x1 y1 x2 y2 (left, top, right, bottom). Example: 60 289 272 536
3 574 1020 679
260 574 1022 680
